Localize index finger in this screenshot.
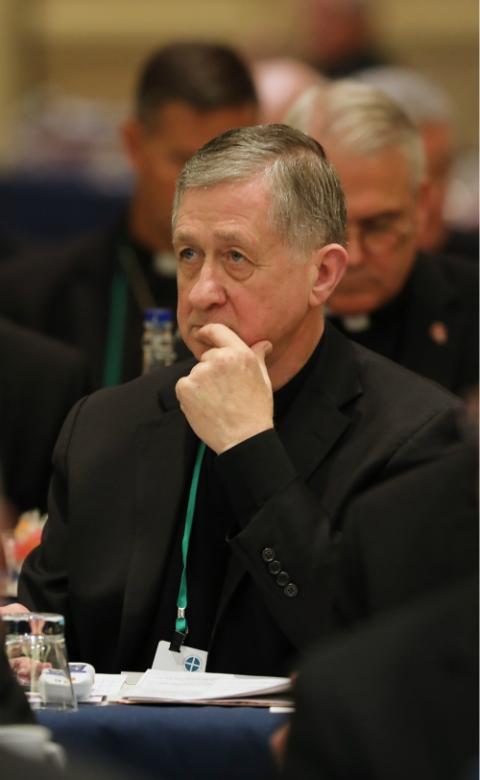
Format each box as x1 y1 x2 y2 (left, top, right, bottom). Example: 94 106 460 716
196 323 247 350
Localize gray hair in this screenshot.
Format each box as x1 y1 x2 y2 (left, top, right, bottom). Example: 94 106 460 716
172 124 346 254
286 80 426 188
354 66 452 127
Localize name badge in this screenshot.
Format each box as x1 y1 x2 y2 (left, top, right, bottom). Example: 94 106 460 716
152 640 208 673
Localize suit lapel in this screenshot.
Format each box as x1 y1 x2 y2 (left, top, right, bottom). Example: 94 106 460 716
115 367 197 668
211 324 363 643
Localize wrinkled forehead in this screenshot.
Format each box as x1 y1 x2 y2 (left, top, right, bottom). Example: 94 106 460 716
173 171 274 227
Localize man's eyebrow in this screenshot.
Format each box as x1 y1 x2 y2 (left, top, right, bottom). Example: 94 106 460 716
360 209 404 223
172 229 196 245
213 229 256 249
173 228 257 250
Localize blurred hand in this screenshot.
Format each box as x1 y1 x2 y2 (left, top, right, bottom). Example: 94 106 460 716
0 603 29 616
270 722 291 769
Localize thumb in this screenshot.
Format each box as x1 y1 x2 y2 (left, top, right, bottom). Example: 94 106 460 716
251 340 273 383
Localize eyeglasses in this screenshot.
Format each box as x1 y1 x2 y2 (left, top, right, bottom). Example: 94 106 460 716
347 215 414 255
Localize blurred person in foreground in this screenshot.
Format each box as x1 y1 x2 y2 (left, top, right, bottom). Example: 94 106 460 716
282 578 478 780
273 429 478 779
5 125 460 676
355 65 479 262
287 81 478 396
0 42 258 388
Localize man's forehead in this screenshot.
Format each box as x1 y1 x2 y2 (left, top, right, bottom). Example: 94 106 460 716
177 175 269 209
173 179 277 248
152 100 257 141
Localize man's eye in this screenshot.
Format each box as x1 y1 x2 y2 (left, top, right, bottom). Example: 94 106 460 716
223 251 255 280
178 248 197 261
365 217 396 235
228 250 246 263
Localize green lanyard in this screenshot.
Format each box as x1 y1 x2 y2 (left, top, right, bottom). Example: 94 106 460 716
102 243 158 388
171 441 207 650
102 268 128 387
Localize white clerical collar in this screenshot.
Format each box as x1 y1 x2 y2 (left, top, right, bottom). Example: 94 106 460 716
340 313 371 333
153 252 177 278
325 306 371 333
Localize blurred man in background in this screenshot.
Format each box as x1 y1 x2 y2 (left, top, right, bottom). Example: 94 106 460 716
299 0 388 78
287 80 478 396
355 65 478 262
0 42 258 388
0 318 90 516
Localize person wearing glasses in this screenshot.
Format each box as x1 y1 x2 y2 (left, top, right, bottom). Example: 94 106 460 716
287 80 478 397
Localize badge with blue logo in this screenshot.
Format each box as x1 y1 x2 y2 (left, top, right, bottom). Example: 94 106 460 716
152 641 208 672
184 655 202 672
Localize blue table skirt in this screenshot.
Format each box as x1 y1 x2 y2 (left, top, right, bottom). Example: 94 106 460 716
38 704 286 780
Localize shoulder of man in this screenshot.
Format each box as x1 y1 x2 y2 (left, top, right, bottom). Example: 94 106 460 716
0 221 120 300
343 326 459 411
0 316 88 375
59 357 197 434
412 251 479 302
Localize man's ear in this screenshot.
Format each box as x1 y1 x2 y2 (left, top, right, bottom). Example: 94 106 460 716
309 243 348 308
121 118 144 169
414 178 434 244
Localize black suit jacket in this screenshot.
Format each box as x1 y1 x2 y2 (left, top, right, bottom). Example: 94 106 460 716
19 325 460 674
284 578 478 780
332 253 479 396
0 221 178 388
331 439 478 628
0 318 91 513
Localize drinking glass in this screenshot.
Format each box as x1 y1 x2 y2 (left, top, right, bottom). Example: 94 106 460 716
1 612 77 710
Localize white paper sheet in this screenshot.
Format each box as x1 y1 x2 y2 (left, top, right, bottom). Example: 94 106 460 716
91 673 128 698
125 669 290 704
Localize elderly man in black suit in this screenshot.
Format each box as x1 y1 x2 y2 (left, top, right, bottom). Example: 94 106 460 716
4 125 460 677
287 80 478 397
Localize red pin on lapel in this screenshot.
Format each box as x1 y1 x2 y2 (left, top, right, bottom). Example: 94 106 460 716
429 321 448 345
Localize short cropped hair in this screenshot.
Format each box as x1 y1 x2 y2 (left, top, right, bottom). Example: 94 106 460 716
286 80 426 188
135 42 257 127
173 124 346 254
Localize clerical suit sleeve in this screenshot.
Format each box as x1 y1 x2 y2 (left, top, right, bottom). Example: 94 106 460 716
216 429 336 647
216 429 298 527
215 402 461 651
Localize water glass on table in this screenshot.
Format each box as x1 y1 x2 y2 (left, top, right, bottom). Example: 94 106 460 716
1 612 77 711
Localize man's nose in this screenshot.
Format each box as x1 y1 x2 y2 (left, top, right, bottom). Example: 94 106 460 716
188 262 227 309
346 225 365 268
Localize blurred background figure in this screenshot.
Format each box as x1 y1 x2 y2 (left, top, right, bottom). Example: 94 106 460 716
355 65 479 262
287 80 478 397
0 42 258 388
298 0 388 78
0 317 90 515
251 57 325 123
